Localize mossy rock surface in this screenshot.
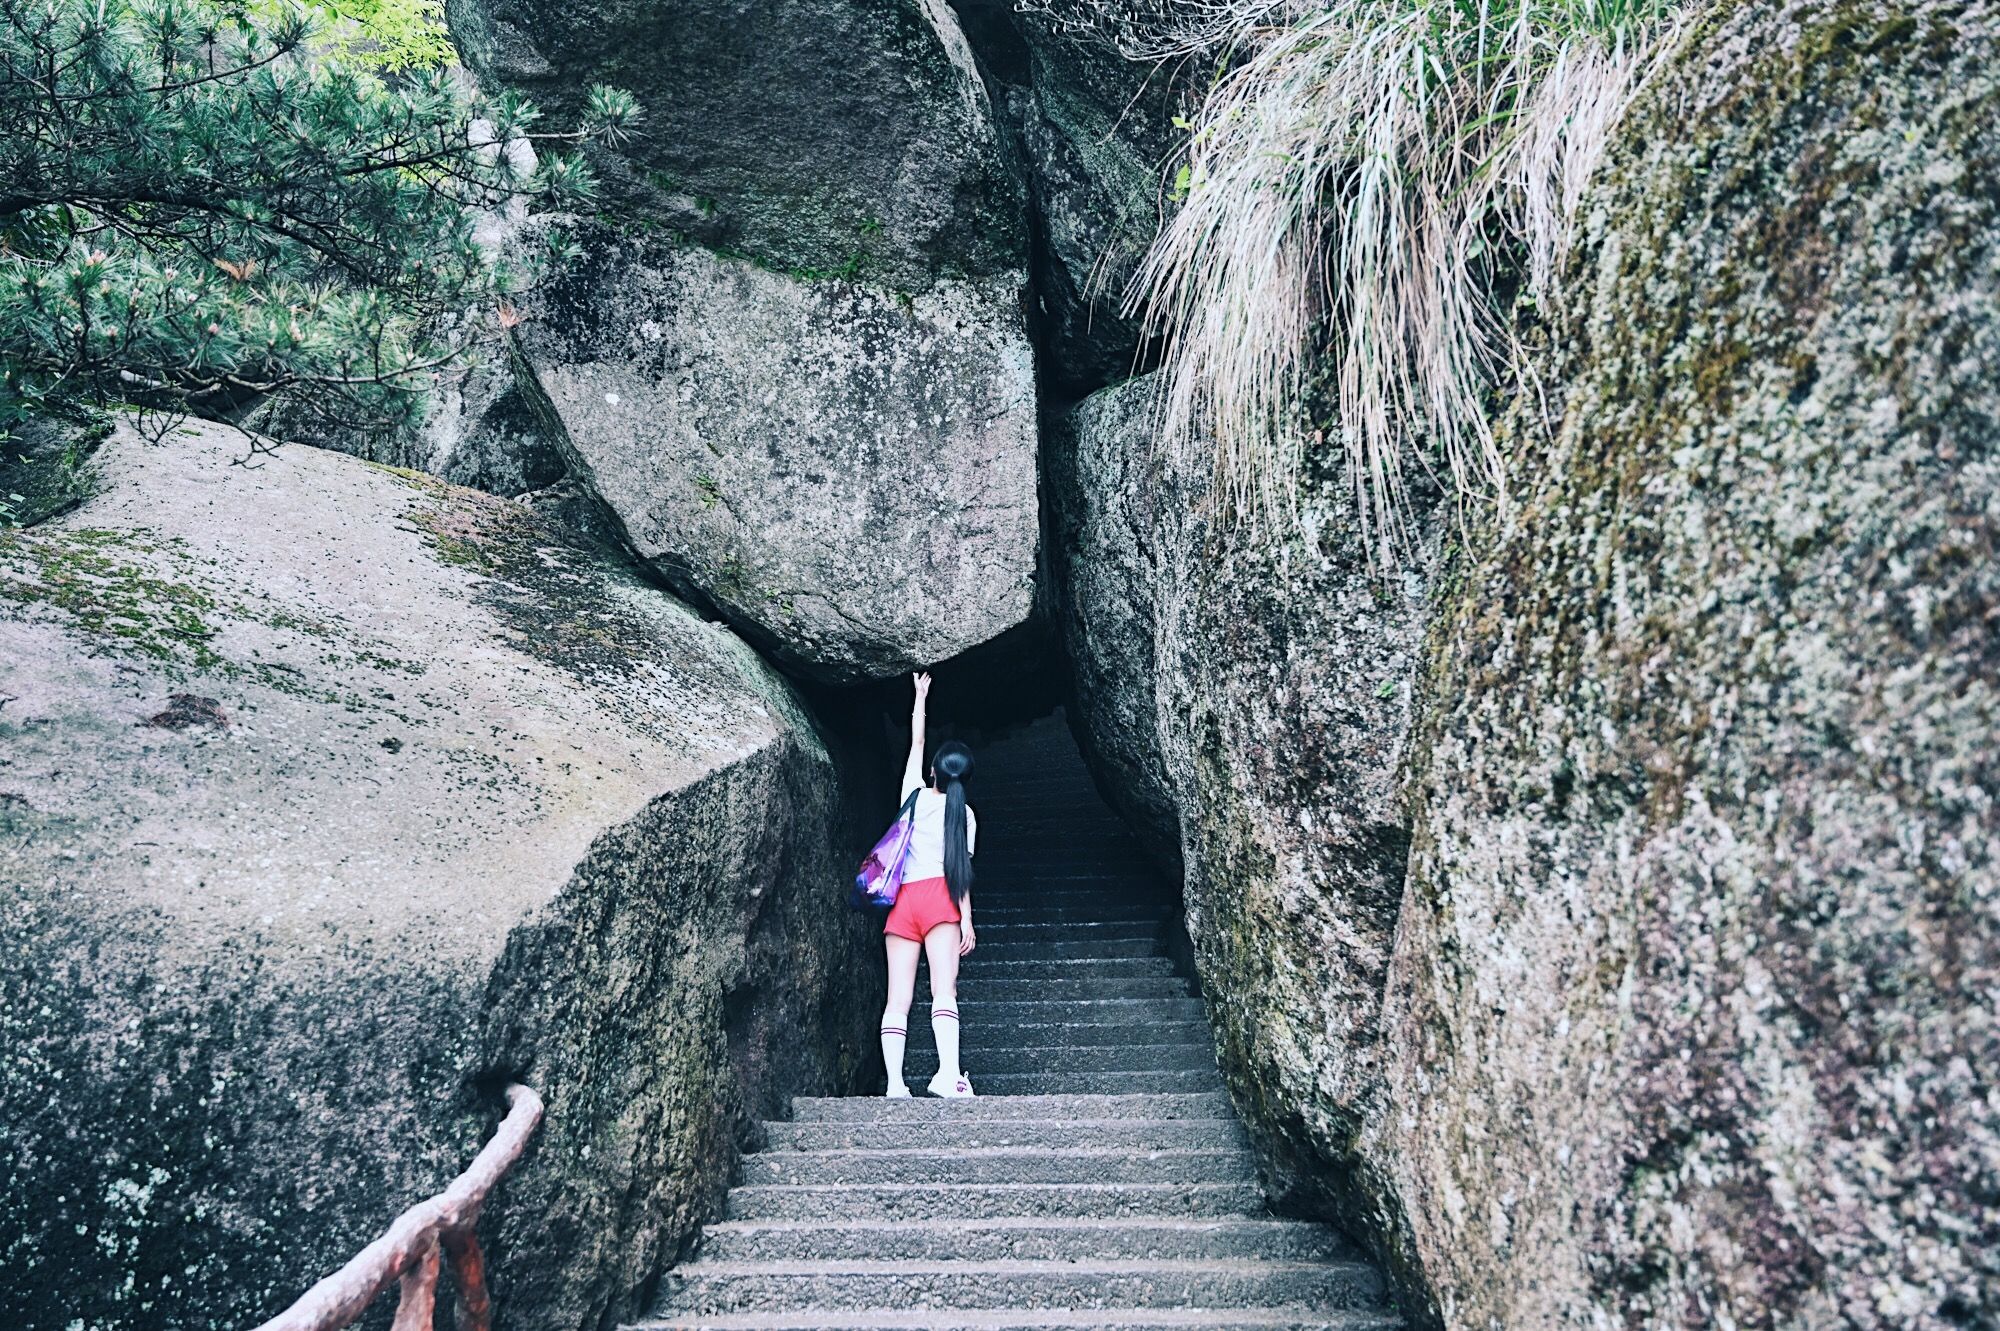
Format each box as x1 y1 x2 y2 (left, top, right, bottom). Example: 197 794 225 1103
444 0 1025 290
1046 372 1438 1315
1004 16 1186 392
0 420 880 1331
1383 2 2000 1326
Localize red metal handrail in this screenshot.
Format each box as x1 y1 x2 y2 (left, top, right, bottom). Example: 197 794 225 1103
253 1083 544 1331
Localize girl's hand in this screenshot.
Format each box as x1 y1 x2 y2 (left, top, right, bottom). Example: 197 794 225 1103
913 671 932 701
958 921 976 956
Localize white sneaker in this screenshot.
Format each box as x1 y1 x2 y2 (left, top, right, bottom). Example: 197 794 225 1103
885 1083 912 1098
927 1071 975 1098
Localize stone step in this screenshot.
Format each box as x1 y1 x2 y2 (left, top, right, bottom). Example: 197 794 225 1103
971 938 1163 961
978 846 1155 859
977 881 1164 896
653 1257 1386 1315
918 977 1193 1003
629 1310 1401 1331
764 1116 1248 1153
740 1147 1256 1187
979 858 1156 872
895 1020 1211 1051
693 1216 1344 1265
976 809 1133 826
977 835 1140 852
983 810 1136 821
967 914 1169 931
977 865 1160 879
974 1069 1226 1095
895 1043 1217 1076
957 957 1177 979
970 907 1172 927
975 878 1168 893
977 841 1155 854
789 1092 1236 1123
975 908 1172 926
973 903 1172 918
981 769 1099 782
724 1181 1267 1223
915 998 1207 1026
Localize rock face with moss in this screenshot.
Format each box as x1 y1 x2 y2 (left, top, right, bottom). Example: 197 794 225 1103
510 225 1039 683
1375 4 2000 1327
445 0 1023 290
1047 372 1436 1268
1006 16 1180 391
0 421 879 1331
1053 7 2000 1325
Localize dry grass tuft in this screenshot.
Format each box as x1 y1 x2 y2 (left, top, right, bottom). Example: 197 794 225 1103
1112 0 1687 567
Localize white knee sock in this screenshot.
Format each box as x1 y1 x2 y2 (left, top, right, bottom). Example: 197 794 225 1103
881 1021 908 1090
931 1002 960 1081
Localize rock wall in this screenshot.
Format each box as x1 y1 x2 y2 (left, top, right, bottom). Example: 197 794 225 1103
1047 374 1438 1288
1005 13 1181 391
1044 378 1180 865
1050 4 1999 1327
0 422 881 1331
1377 3 2000 1326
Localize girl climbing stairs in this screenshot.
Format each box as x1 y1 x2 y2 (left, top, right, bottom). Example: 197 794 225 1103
635 712 1404 1330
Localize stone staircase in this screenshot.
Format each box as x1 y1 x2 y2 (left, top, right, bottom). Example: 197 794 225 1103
634 712 1403 1330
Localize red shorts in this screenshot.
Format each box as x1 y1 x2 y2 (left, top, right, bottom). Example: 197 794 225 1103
884 875 960 942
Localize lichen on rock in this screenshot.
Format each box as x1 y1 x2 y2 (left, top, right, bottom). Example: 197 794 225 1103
1379 3 2000 1326
1005 15 1183 391
1047 370 1438 1307
0 420 880 1331
443 0 1026 291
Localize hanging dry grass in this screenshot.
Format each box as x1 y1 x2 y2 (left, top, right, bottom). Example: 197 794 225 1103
1122 0 1687 568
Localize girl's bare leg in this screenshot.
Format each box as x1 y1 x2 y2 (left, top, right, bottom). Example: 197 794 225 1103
923 922 963 1090
882 934 922 1095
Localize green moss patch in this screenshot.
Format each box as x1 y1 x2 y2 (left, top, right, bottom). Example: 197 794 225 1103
0 527 224 668
0 415 108 529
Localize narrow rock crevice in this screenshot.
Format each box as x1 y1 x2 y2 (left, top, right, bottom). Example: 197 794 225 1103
635 713 1404 1329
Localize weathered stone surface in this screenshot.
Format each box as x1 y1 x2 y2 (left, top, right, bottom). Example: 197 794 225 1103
412 334 568 496
1046 372 1437 1292
1043 377 1179 863
1009 18 1181 390
258 329 568 502
512 226 1040 683
443 0 1025 291
0 421 880 1331
1378 4 2000 1327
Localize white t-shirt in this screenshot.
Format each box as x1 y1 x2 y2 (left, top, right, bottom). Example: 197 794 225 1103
900 756 977 884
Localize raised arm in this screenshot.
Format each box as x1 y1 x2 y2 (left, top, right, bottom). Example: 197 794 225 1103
901 672 931 800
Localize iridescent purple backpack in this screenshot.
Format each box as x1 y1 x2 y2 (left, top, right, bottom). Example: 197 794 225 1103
850 789 921 911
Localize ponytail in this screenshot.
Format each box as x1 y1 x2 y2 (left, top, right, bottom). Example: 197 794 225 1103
933 741 975 903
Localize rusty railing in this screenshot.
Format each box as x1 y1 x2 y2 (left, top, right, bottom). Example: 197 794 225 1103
253 1083 544 1331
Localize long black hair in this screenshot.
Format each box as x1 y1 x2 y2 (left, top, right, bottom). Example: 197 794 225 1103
932 740 975 903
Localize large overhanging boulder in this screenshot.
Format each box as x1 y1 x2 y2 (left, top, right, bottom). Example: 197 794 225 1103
0 421 879 1331
1379 2 2000 1325
436 0 1044 681
512 227 1040 683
